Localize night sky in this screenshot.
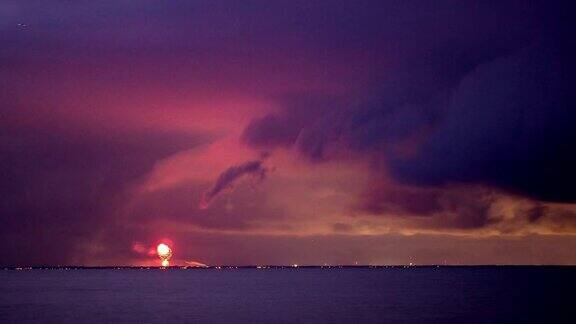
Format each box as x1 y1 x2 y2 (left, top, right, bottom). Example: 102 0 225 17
1 1 575 266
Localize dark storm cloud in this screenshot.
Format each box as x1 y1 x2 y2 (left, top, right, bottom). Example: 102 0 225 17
200 160 267 209
390 41 575 203
242 3 576 204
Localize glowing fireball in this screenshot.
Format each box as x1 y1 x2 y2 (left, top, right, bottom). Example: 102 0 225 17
157 243 173 266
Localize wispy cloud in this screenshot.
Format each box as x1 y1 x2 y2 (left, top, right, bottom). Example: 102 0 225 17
200 160 267 209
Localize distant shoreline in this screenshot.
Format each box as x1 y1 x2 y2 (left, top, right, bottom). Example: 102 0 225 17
2 265 575 270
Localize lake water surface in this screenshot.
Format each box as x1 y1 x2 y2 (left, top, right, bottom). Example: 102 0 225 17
0 267 573 323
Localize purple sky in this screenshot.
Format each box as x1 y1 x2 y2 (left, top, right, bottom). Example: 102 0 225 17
1 1 575 266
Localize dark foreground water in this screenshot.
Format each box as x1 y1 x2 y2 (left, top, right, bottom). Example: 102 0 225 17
0 267 574 323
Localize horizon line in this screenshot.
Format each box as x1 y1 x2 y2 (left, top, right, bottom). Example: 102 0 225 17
3 264 576 270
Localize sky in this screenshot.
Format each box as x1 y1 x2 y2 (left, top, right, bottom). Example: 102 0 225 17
1 0 575 266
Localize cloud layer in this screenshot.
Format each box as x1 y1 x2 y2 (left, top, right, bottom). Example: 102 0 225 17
1 0 574 265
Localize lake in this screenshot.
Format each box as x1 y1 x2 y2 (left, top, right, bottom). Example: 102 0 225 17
0 267 573 323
